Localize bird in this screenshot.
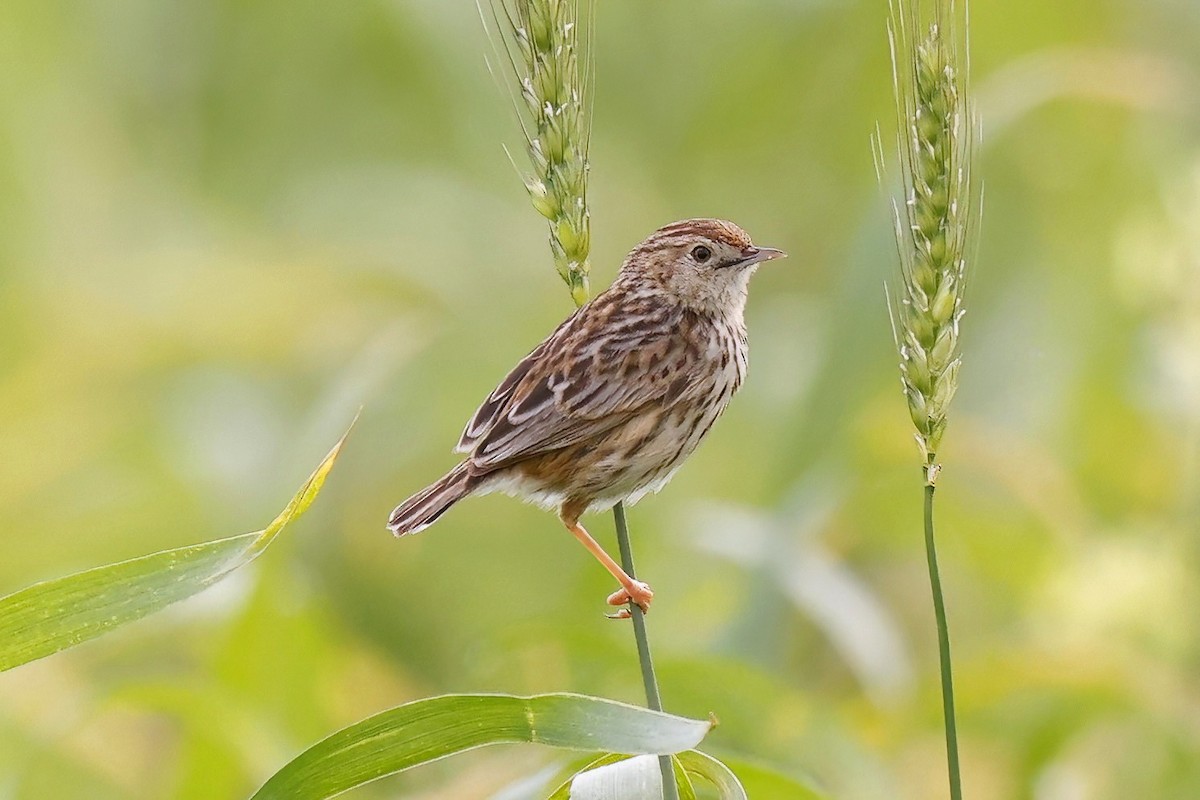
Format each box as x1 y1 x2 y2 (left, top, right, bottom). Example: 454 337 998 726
387 218 785 615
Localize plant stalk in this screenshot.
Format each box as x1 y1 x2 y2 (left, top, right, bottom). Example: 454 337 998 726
612 502 677 800
923 466 962 800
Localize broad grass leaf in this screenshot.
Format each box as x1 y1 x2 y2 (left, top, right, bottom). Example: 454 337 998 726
251 693 714 800
0 421 353 672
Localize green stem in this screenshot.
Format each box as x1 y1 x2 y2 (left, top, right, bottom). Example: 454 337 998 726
612 502 677 800
923 469 963 800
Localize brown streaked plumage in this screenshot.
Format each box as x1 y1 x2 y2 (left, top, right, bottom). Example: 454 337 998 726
388 218 786 613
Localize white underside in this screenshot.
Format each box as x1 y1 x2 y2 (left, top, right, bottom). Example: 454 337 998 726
474 464 683 516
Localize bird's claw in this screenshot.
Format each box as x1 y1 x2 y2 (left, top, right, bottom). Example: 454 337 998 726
605 580 654 619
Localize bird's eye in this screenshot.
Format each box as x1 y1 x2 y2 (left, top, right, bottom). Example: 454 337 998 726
691 245 712 263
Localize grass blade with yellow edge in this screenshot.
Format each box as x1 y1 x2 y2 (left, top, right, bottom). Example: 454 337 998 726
0 417 355 672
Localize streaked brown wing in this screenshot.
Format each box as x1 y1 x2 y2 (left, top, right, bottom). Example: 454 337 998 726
455 335 556 454
459 296 695 471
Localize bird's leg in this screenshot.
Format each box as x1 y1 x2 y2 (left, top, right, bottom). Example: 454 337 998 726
559 510 654 614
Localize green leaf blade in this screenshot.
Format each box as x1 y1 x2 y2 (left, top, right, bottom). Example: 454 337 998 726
252 693 714 800
0 533 257 672
0 421 352 673
528 694 710 752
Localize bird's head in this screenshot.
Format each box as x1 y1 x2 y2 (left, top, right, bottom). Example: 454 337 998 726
620 218 786 313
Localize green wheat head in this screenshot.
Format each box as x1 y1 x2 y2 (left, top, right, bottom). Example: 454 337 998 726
485 0 594 307
884 0 979 467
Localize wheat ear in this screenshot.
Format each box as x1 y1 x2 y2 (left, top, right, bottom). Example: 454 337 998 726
888 0 978 468
484 0 593 308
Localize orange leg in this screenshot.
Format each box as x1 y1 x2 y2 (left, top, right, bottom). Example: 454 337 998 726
560 511 654 614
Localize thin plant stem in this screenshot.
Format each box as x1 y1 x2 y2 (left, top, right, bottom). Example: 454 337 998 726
923 465 962 800
612 501 678 800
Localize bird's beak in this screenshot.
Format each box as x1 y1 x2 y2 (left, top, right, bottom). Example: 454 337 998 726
740 246 787 266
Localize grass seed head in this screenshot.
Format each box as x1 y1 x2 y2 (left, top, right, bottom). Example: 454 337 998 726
887 1 979 463
487 0 593 306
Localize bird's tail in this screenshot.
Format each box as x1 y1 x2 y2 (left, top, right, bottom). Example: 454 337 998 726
387 462 474 536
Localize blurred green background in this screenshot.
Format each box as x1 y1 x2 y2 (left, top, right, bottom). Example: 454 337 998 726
2 0 1198 797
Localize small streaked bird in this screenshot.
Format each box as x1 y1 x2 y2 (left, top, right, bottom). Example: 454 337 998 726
388 218 785 614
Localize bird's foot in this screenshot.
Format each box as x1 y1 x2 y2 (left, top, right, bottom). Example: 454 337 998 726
604 580 653 619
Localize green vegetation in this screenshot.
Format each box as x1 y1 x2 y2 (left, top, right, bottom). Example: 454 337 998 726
1 0 1198 798
0 427 351 672
885 3 977 797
